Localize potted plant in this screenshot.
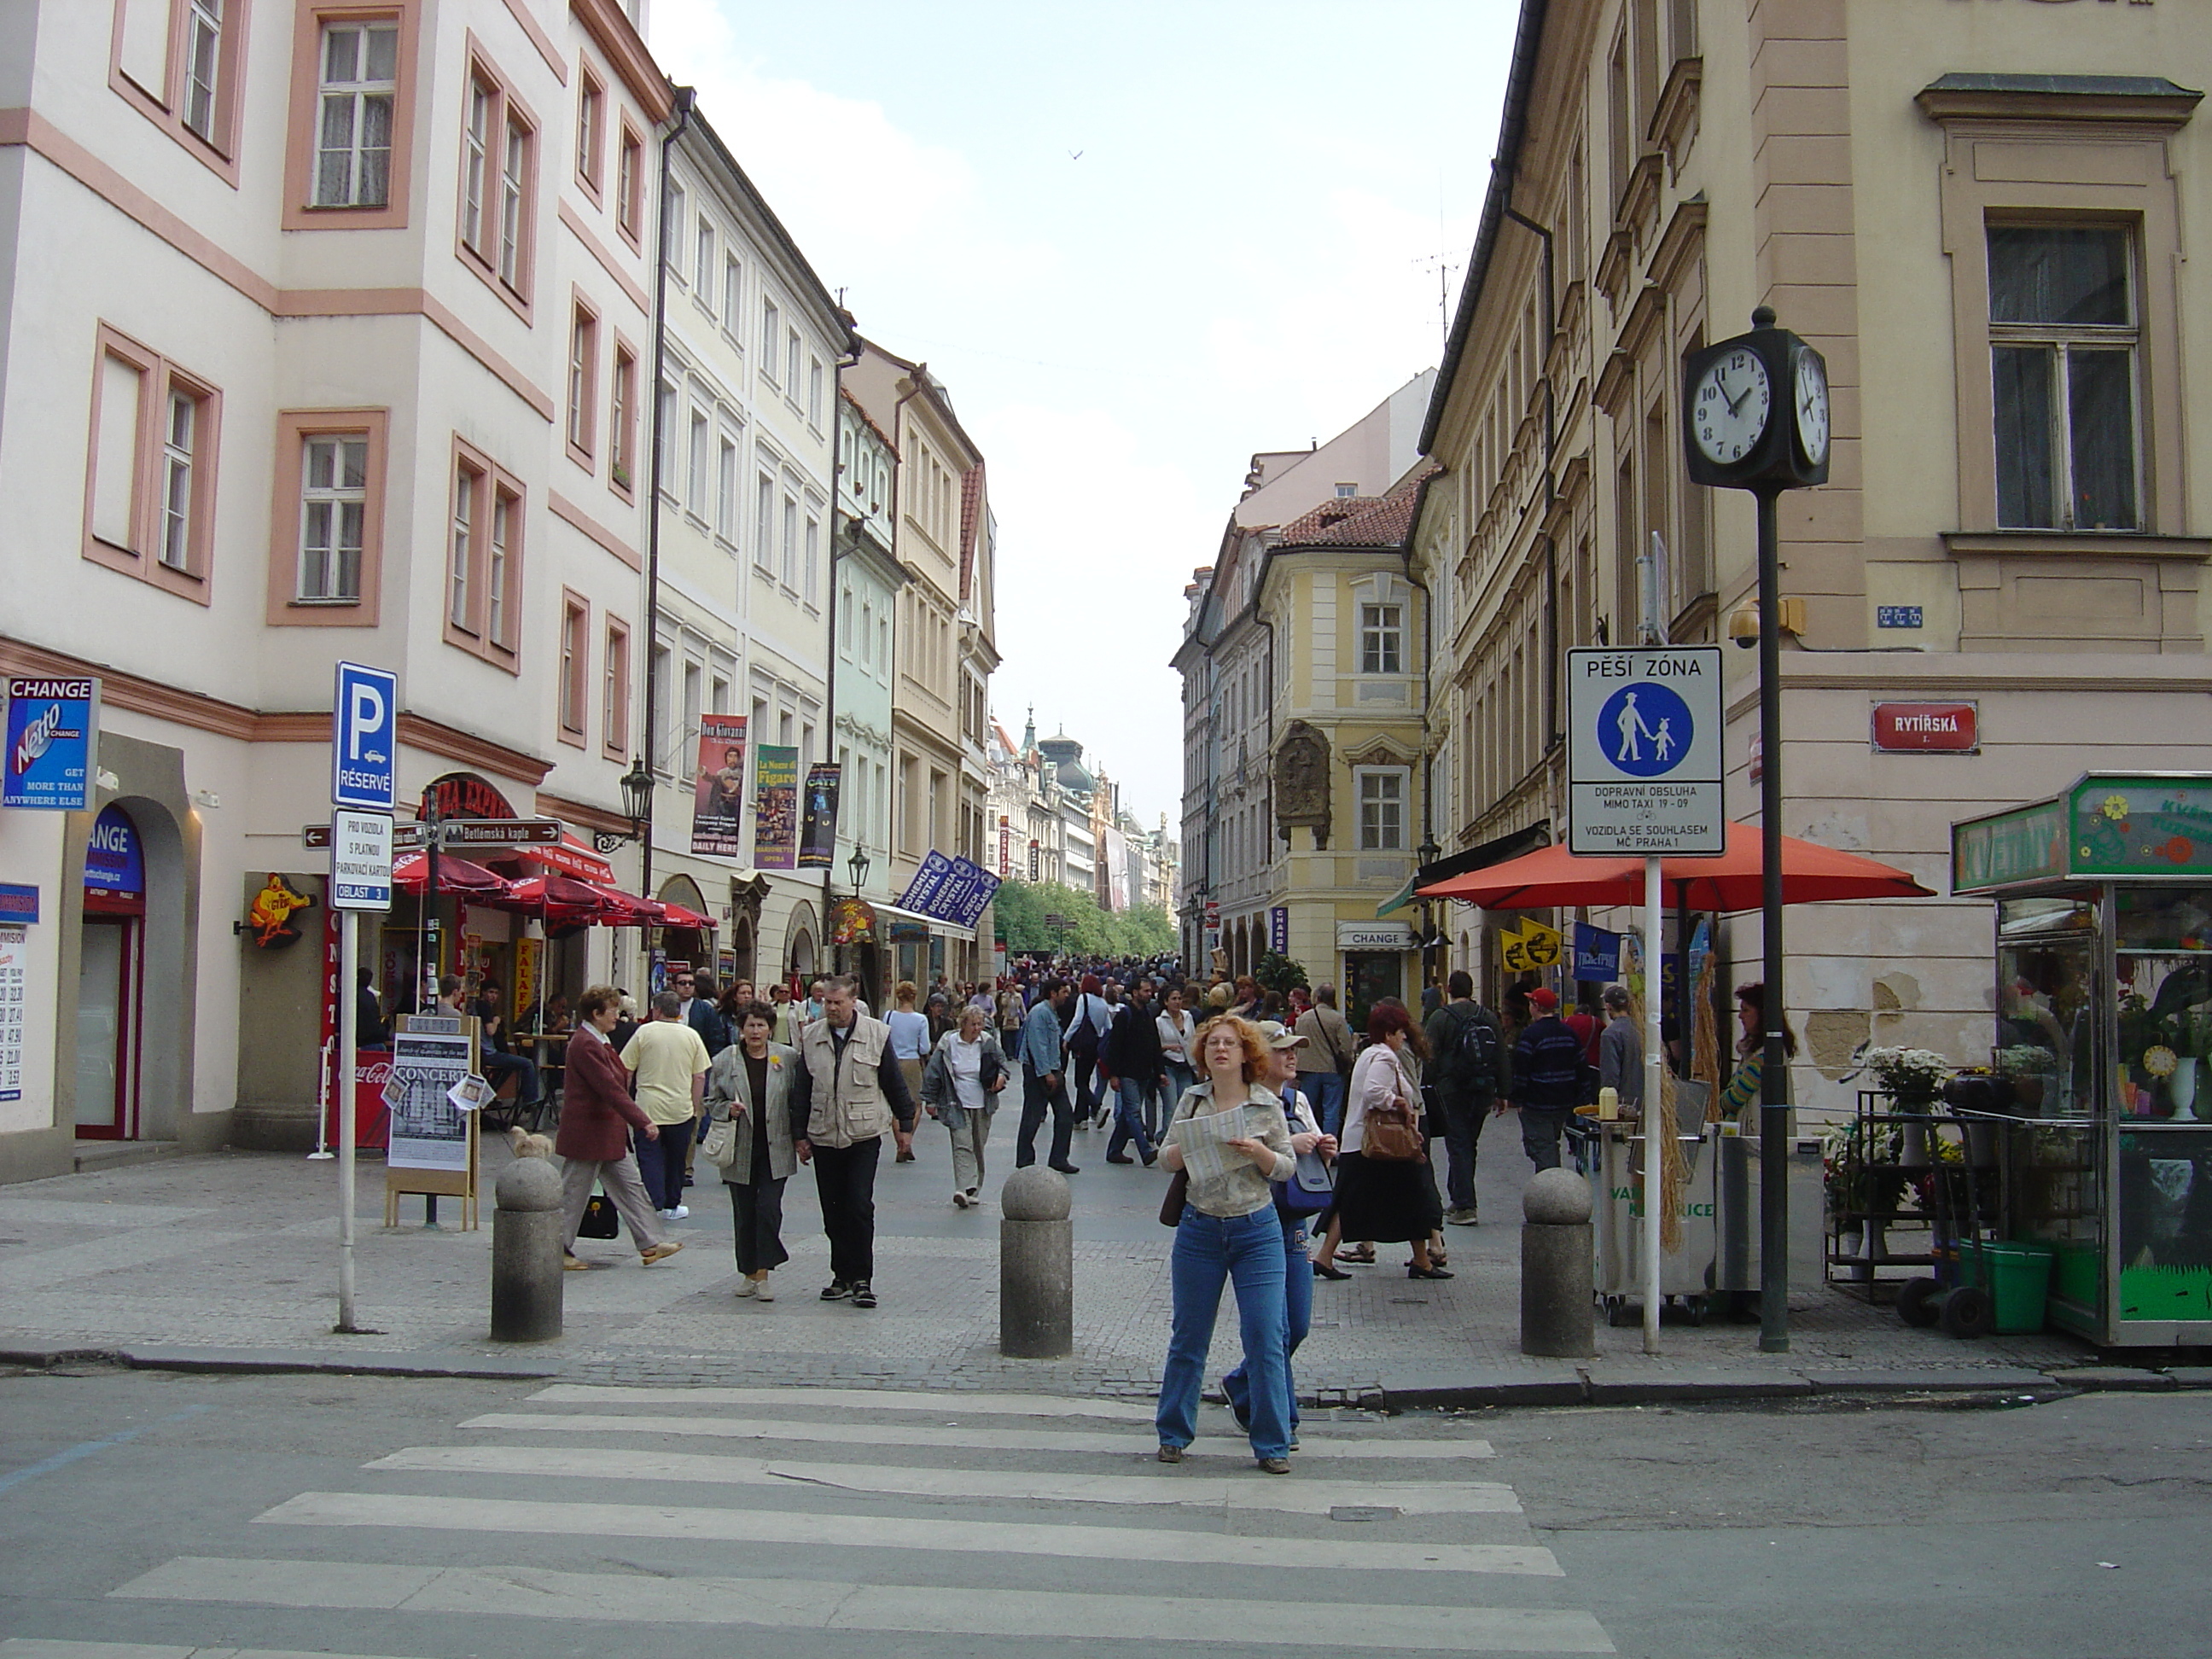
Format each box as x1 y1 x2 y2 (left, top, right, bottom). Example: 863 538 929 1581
1865 1046 1949 1163
1822 1115 1906 1269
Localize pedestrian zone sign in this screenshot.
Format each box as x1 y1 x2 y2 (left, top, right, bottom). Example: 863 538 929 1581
1566 647 1725 856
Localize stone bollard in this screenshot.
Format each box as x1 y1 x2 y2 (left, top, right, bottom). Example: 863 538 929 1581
999 1166 1073 1358
490 1155 565 1342
1520 1167 1595 1359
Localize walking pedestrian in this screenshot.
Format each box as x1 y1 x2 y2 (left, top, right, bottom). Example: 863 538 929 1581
1505 987 1583 1171
621 991 712 1218
792 975 915 1309
685 972 732 1057
1294 983 1356 1138
1221 1021 1335 1446
1422 970 1510 1226
704 1000 797 1300
1155 1015 1298 1473
1016 978 1080 1174
886 981 933 1163
1101 983 1165 1167
556 986 680 1269
1155 985 1197 1139
1065 975 1111 1127
1309 1003 1449 1279
922 1004 1010 1208
1598 982 1642 1115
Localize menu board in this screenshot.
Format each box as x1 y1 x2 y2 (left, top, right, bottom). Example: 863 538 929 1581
385 1029 473 1171
0 927 24 1103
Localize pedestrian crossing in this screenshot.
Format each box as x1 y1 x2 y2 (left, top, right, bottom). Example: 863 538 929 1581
72 1382 1618 1656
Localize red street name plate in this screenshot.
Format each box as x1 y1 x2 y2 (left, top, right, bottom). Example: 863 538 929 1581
1871 701 1978 754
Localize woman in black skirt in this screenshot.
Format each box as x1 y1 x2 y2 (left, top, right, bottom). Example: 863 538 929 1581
1309 1002 1449 1279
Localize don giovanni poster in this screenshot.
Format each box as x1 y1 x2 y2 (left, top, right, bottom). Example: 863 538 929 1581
754 745 799 870
798 763 841 870
690 713 749 858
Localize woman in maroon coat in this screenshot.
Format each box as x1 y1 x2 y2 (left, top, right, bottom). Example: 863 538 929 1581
557 985 683 1268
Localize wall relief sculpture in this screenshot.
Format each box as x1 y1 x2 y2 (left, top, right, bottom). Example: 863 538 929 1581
1274 720 1331 850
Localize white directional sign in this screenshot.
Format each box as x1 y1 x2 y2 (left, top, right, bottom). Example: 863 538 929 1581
1566 646 1726 855
329 809 394 911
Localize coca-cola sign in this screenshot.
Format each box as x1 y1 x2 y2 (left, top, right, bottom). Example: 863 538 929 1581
1872 701 1978 754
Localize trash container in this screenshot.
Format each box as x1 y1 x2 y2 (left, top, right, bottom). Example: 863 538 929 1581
1976 1240 2055 1334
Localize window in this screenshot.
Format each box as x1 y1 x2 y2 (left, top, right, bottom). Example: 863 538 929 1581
807 357 824 428
566 300 597 463
445 440 523 667
1359 602 1403 674
313 19 398 208
803 514 819 606
498 111 528 287
574 65 603 196
717 438 737 540
615 119 643 245
1989 224 2139 532
838 589 854 653
786 329 801 395
457 50 536 307
558 593 588 742
1335 482 1357 498
781 496 798 587
722 255 743 334
114 0 250 173
269 410 386 623
602 618 629 758
83 325 218 602
760 300 780 381
754 472 774 568
297 433 367 601
655 377 676 494
181 0 224 140
662 181 686 272
688 407 710 515
682 663 704 771
695 219 715 303
608 341 637 495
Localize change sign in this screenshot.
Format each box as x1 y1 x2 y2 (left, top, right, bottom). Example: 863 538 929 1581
1566 647 1726 856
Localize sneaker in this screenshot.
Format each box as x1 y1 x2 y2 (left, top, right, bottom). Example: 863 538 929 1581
1289 1433 1301 1452
754 1275 775 1303
820 1280 853 1301
952 1190 970 1208
733 1277 759 1298
964 1188 982 1207
1445 1208 1480 1226
562 1253 590 1272
639 1241 684 1266
1255 1457 1291 1475
850 1280 877 1308
1156 1444 1185 1464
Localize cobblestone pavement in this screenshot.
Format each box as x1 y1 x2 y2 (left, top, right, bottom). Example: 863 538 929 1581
0 1121 2104 1398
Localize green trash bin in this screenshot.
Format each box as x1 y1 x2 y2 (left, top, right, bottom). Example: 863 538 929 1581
1976 1240 2056 1334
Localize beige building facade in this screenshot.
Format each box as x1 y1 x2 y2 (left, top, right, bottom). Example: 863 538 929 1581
1412 0 2212 1114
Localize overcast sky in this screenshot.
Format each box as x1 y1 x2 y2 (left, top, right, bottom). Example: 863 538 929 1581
652 0 1518 830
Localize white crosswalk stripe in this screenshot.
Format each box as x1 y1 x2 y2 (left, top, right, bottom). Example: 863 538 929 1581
90 1382 1620 1657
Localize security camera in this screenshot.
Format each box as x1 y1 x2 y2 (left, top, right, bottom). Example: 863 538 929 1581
1729 604 1761 648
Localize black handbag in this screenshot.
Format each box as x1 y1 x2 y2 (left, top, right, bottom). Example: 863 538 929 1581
578 1192 620 1239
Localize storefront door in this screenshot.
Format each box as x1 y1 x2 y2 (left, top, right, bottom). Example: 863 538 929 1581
78 804 146 1138
1342 951 1402 1035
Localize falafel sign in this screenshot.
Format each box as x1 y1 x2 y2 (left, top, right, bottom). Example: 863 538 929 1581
1566 647 1726 856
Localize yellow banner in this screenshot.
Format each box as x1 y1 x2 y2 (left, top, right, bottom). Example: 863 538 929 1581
514 936 542 1015
1498 919 1562 973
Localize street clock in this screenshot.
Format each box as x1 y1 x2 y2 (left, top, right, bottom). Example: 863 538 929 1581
1682 306 1830 491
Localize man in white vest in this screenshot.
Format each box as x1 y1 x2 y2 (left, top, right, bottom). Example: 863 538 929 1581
792 975 915 1309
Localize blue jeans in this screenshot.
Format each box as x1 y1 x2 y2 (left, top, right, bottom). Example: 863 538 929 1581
632 1118 695 1211
1106 1076 1156 1161
1297 1069 1348 1138
1221 1214 1310 1433
1159 1062 1195 1136
1156 1206 1291 1459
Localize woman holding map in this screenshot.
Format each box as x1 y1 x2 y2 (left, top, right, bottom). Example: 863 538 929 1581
1154 1015 1298 1474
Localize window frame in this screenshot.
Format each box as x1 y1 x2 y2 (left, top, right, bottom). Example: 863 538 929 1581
557 590 590 746
454 36 538 317
444 435 525 671
601 615 630 760
265 407 388 626
82 323 220 605
614 117 644 249
573 58 604 202
109 0 253 182
565 290 599 469
760 299 781 385
1359 600 1404 676
282 2 417 232
1353 766 1408 853
608 335 638 500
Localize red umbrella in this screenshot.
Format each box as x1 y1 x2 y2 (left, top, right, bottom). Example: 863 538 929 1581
585 883 666 926
501 874 608 911
1416 820 1935 912
392 853 512 896
659 901 714 928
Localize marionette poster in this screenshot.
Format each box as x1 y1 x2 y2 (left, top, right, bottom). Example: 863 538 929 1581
754 746 799 870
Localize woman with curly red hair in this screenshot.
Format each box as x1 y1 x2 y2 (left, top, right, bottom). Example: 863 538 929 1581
1155 1014 1298 1473
1310 1002 1449 1279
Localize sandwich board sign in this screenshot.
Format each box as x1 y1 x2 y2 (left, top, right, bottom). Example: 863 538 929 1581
1566 647 1726 856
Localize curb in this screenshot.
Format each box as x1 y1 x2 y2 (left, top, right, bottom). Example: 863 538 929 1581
0 1342 563 1382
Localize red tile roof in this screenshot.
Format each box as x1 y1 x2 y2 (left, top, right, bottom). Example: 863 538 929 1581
1275 461 1439 549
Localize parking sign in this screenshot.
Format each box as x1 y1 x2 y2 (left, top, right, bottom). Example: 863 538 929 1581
1566 647 1726 855
331 662 397 811
329 809 393 911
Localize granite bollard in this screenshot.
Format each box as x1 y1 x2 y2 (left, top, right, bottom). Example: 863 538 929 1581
1521 1166 1595 1359
490 1155 565 1342
999 1166 1073 1358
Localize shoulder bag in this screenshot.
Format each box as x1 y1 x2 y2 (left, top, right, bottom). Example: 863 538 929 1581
1360 1057 1426 1162
699 1108 741 1169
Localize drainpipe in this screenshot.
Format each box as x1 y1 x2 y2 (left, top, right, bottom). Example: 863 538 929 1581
640 85 696 945
821 320 863 976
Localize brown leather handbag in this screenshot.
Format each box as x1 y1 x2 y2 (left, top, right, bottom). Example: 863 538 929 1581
1359 1057 1426 1162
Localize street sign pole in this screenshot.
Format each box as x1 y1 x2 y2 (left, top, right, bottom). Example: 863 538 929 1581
337 905 360 1332
1756 486 1790 1354
1642 853 1664 1355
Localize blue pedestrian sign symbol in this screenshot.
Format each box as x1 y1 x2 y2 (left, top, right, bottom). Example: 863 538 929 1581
331 661 398 812
1566 647 1725 856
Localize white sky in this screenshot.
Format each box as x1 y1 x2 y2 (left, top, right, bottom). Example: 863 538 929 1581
650 0 1519 829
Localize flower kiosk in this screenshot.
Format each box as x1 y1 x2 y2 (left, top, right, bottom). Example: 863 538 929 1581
1951 772 2212 1347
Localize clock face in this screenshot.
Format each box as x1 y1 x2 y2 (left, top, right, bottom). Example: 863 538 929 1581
1691 347 1772 466
1794 346 1831 466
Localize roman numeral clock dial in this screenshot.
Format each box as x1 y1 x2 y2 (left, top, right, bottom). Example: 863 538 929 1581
1691 347 1771 466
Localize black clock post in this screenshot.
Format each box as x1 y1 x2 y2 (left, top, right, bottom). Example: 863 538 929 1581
1682 305 1830 1353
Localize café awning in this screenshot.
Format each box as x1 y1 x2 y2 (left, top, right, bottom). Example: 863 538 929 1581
392 853 510 896
521 833 616 884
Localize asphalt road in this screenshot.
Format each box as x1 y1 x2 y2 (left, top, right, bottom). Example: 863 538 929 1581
2 1365 2205 1659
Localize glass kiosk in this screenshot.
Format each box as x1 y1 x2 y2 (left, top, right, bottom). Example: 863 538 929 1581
1952 772 2212 1347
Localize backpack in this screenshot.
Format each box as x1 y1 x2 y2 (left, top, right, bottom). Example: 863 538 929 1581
1445 1005 1502 1096
1067 994 1104 1058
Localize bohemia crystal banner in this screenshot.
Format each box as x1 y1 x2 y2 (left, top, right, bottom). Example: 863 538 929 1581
690 713 750 858
754 746 800 870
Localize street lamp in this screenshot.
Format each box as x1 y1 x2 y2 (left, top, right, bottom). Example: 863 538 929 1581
847 843 871 894
595 760 657 855
1416 836 1442 983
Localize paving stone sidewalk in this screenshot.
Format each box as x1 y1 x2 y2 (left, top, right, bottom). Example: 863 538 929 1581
0 1127 2163 1404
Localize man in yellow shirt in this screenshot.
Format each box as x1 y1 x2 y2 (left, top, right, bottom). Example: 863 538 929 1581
621 990 712 1220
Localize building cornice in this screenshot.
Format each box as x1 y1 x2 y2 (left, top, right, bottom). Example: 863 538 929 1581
1916 73 2201 131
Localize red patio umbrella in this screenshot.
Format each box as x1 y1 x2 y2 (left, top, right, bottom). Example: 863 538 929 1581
392 852 512 896
585 883 666 926
1416 819 1935 912
659 901 714 928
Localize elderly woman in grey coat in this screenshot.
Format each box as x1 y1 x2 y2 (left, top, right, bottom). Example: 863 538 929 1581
704 999 800 1300
920 1003 1010 1209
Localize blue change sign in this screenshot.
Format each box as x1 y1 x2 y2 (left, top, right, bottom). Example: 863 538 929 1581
84 805 143 897
4 678 100 811
331 661 398 812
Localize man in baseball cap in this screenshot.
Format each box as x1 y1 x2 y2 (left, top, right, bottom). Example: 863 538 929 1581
1504 986 1583 1170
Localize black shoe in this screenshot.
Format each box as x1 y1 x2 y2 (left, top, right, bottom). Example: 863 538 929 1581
1106 1153 1134 1165
820 1280 853 1301
850 1280 877 1308
1408 1264 1455 1280
1050 1161 1080 1175
1313 1261 1351 1280
1141 1150 1158 1167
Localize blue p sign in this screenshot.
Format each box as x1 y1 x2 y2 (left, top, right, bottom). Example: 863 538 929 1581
332 661 397 811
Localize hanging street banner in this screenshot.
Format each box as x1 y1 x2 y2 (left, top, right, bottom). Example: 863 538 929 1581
3 677 99 811
798 763 841 870
1499 917 1563 973
1571 922 1621 981
753 745 799 870
1565 646 1726 856
899 849 1002 930
689 713 749 858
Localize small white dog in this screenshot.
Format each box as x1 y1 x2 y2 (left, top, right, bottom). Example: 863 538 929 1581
507 1125 555 1159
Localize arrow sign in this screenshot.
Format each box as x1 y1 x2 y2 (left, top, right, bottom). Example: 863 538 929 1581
1566 646 1726 856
